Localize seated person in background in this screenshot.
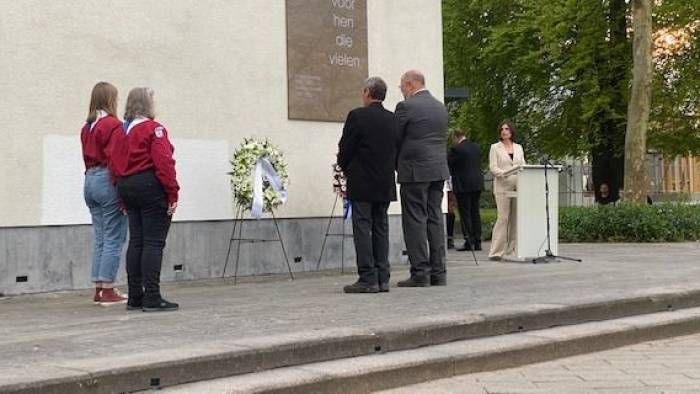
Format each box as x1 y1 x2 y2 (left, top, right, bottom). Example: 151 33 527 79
597 182 618 205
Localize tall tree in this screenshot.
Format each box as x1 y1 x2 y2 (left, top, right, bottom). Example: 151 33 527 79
648 1 700 156
443 0 700 196
624 0 653 203
443 0 631 201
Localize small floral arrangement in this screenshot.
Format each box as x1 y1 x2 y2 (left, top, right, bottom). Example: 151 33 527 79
229 138 288 212
332 163 347 198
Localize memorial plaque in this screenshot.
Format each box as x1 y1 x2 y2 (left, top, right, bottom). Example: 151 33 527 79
286 0 368 122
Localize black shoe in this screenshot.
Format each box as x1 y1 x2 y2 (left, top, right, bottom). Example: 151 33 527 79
143 298 179 312
379 282 390 293
343 282 379 294
456 242 473 252
474 242 482 251
397 277 430 287
126 298 143 311
447 239 455 250
430 276 447 286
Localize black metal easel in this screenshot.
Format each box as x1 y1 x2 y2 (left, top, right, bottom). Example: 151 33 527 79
316 194 353 272
532 159 582 264
222 205 294 283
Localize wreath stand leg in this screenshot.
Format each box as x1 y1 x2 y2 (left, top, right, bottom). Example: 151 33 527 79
316 194 339 270
222 206 294 285
316 194 353 273
270 209 294 280
222 205 243 279
232 208 245 285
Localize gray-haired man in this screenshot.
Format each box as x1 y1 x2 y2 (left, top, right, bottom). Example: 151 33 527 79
395 70 450 287
338 77 399 293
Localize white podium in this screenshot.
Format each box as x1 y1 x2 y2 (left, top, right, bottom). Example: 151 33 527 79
502 164 561 260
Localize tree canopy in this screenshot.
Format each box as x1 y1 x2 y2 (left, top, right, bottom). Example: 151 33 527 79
649 0 700 155
443 0 700 197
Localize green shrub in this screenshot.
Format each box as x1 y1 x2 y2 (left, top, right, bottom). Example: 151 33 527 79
480 208 496 241
479 203 700 243
559 203 700 242
480 193 496 209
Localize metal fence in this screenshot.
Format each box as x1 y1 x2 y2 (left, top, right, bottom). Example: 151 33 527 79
481 155 700 209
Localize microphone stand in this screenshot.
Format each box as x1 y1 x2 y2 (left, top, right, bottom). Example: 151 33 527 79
532 158 582 264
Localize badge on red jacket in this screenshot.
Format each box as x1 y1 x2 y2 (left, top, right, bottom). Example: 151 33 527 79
154 126 164 138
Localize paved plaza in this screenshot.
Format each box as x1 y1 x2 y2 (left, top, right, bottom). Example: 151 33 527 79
381 332 700 393
2 243 700 391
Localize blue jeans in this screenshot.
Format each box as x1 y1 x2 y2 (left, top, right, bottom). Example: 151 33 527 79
84 166 127 283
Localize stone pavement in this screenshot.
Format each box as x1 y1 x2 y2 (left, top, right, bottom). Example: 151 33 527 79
380 332 700 393
1 243 700 389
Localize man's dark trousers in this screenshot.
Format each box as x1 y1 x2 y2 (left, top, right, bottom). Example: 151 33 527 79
400 181 446 281
455 191 482 244
351 201 390 286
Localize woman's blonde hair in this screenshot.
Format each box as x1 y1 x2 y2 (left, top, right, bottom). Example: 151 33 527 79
124 87 155 122
86 82 118 123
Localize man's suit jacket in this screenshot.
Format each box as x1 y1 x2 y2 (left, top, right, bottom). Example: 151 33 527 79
488 141 525 193
337 102 399 202
448 140 483 193
395 90 450 184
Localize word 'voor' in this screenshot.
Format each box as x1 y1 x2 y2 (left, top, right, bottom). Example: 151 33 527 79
332 0 355 10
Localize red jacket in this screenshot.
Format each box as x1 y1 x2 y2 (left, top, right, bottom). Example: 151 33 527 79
80 114 121 170
111 119 180 204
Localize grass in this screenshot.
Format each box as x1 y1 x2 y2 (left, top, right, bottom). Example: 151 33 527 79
453 208 497 241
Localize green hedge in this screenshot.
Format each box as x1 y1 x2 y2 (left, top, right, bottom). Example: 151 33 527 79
480 208 496 241
478 203 700 243
559 203 700 242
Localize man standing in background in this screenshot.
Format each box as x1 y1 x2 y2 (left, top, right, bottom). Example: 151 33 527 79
448 129 484 251
395 70 450 287
338 77 399 294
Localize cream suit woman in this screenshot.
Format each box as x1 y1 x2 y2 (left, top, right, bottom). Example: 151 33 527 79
488 121 525 259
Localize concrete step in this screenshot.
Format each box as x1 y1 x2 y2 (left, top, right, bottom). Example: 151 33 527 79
3 289 700 394
161 307 700 394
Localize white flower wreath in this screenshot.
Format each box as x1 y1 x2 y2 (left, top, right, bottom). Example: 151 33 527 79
229 138 289 213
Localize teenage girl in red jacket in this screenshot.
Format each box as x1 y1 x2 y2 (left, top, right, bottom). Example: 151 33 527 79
80 82 127 305
111 87 180 312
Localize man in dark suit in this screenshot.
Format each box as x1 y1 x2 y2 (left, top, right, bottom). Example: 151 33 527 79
338 77 399 294
448 129 484 251
395 70 450 287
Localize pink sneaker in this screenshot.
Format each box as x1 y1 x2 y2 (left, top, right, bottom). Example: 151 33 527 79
93 288 102 304
99 288 127 306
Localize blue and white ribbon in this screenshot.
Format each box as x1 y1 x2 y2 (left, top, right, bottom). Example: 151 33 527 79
251 157 288 219
343 199 352 221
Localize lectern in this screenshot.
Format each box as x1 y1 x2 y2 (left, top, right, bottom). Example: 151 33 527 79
502 164 561 260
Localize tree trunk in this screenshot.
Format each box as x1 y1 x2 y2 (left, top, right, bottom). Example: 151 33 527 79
592 0 628 203
624 0 653 203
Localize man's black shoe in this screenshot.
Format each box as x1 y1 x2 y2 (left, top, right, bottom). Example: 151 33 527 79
126 298 143 311
379 282 390 293
343 282 379 294
447 239 455 249
143 298 179 312
397 277 430 287
474 242 482 251
430 276 447 286
456 242 473 252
